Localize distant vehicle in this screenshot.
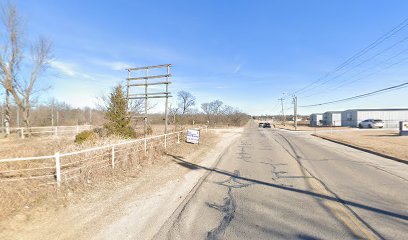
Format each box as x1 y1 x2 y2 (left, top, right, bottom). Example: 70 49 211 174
258 122 264 127
263 123 271 128
359 119 384 128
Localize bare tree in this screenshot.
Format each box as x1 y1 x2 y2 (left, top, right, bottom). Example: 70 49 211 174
222 106 248 126
201 102 210 122
0 3 52 129
209 100 226 115
0 91 6 134
201 100 225 123
129 99 145 114
200 100 248 126
177 90 196 114
168 103 179 123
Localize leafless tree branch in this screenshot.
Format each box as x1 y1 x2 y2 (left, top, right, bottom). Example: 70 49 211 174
177 90 196 114
0 3 52 128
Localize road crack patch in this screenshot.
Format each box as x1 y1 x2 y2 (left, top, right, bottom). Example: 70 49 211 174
206 170 251 240
206 188 236 240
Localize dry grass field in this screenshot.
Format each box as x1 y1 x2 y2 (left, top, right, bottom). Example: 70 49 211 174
0 124 212 220
0 124 201 159
0 134 128 159
316 129 408 161
0 129 221 238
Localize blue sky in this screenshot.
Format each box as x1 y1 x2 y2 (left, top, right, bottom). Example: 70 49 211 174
12 0 408 115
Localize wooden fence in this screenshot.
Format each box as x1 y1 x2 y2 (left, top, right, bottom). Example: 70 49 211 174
0 128 208 185
0 125 93 138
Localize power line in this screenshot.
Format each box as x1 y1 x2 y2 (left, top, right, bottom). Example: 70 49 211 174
299 81 408 108
332 47 408 86
303 35 408 94
302 48 408 99
270 102 281 115
329 54 408 91
293 17 408 96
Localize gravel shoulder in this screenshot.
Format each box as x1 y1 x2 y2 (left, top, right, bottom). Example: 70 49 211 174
0 128 243 240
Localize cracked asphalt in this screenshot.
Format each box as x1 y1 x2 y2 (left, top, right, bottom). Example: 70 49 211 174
154 122 408 240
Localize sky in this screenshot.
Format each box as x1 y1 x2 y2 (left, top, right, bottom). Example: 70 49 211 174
9 0 408 115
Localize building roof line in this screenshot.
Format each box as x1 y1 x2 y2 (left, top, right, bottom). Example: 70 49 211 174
345 108 408 111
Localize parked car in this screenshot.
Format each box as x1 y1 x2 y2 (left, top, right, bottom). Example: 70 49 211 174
258 122 264 127
359 119 384 128
263 123 271 128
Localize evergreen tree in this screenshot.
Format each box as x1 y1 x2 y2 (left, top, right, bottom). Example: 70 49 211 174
104 84 136 138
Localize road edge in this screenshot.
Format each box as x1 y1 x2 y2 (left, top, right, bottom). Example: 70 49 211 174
151 131 241 239
312 134 407 165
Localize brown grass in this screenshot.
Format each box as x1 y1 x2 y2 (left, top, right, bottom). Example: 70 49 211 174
0 124 196 159
316 130 408 161
0 128 215 221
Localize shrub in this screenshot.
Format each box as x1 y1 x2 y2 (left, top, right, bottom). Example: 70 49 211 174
75 130 97 144
122 126 137 138
92 127 107 138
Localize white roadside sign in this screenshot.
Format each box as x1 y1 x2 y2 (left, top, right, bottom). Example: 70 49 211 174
402 121 408 131
186 129 200 144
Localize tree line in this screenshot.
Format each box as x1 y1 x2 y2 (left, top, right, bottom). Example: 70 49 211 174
1 99 105 128
168 90 249 127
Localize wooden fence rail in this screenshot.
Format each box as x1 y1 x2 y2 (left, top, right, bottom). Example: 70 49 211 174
0 125 93 138
0 128 208 185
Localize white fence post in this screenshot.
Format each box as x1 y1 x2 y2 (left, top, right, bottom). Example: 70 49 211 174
144 138 147 155
177 132 180 144
76 126 79 134
164 134 167 149
55 152 61 185
111 145 115 169
54 127 58 136
20 128 24 139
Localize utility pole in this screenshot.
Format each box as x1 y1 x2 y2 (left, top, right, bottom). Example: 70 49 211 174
293 95 298 130
278 98 285 126
144 68 148 137
164 65 170 134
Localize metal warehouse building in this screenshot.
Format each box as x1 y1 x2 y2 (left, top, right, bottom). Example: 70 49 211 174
341 108 408 128
310 113 323 126
323 111 342 126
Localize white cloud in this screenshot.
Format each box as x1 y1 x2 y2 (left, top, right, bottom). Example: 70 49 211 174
233 64 242 73
50 61 76 76
110 61 133 71
50 60 121 84
90 59 134 71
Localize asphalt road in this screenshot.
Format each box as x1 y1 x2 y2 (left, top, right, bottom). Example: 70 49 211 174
155 122 408 240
